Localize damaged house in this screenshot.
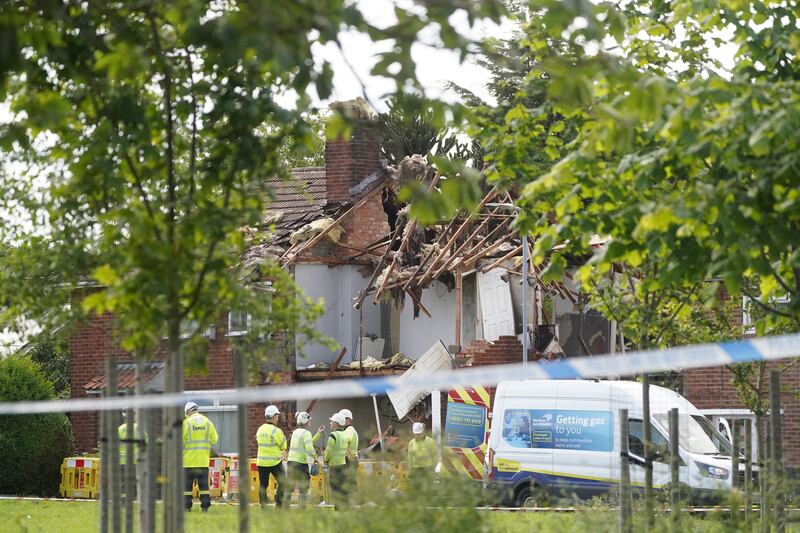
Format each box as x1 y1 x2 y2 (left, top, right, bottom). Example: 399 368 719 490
68 99 618 458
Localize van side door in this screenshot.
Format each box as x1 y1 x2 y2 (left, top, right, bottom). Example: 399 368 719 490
552 396 616 500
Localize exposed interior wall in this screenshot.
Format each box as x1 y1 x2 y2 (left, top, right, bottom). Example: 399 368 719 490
294 264 382 367
398 280 456 358
461 272 478 347
291 395 413 455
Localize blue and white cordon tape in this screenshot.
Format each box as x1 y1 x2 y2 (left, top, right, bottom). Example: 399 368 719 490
0 333 799 416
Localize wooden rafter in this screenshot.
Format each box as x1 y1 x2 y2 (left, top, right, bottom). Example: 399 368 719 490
372 173 441 302
282 182 386 267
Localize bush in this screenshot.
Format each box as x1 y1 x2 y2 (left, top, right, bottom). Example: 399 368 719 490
0 356 74 496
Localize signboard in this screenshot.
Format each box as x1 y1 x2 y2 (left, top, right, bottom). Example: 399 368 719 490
444 402 487 449
387 340 452 419
503 409 613 452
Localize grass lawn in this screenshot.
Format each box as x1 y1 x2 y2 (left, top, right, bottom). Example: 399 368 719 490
0 500 796 533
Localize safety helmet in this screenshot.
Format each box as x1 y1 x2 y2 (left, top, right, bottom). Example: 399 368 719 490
339 408 353 420
295 411 311 425
184 402 199 416
329 412 346 426
265 405 280 417
412 422 425 435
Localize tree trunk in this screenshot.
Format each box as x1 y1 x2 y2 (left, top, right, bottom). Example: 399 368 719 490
135 358 154 533
125 399 135 533
106 355 122 533
100 391 108 533
163 319 184 533
236 349 249 532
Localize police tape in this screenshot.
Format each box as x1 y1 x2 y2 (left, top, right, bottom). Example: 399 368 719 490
1 333 799 416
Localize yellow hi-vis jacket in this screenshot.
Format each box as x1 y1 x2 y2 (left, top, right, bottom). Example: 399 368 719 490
324 429 348 467
182 413 218 468
343 425 359 460
408 435 437 469
118 422 142 466
287 427 322 464
255 423 286 467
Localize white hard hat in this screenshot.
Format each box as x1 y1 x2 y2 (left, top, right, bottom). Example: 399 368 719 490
339 408 353 420
330 412 346 426
184 402 199 416
412 422 425 435
295 411 311 425
265 405 280 417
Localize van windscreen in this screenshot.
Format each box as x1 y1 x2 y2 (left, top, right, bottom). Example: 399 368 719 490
653 413 720 455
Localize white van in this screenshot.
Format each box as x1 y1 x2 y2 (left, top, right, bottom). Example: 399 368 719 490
486 379 747 506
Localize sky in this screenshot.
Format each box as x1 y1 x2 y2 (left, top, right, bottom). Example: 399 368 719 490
304 1 515 111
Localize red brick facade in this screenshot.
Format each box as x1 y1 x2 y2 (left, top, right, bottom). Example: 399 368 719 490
69 111 388 456
68 309 269 455
324 120 382 203
682 361 800 466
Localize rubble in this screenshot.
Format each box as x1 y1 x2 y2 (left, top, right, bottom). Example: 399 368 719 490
289 217 343 246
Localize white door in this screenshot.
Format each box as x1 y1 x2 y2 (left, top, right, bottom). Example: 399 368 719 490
477 268 514 341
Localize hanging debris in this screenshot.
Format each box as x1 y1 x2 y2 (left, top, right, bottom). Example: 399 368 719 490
289 217 343 246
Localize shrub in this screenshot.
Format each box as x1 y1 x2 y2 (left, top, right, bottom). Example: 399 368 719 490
0 356 74 496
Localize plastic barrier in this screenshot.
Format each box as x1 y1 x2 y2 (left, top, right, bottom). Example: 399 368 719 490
226 458 277 502
59 457 100 499
309 469 327 503
392 462 409 492
192 457 230 499
208 457 229 499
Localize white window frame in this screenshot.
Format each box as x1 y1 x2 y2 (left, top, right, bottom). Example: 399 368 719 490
176 320 216 340
742 294 791 335
226 310 251 337
187 390 239 454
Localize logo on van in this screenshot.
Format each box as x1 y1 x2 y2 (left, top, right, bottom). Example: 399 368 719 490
531 413 553 427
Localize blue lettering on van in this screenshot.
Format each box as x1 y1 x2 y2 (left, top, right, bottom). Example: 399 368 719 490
502 409 613 451
445 402 487 449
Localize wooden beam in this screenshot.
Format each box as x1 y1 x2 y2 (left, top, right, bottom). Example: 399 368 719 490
480 243 523 274
455 267 462 345
416 187 498 287
373 173 441 302
438 207 510 272
400 215 461 292
283 182 386 267
449 218 512 271
405 288 432 318
354 224 402 310
453 231 516 271
305 346 348 413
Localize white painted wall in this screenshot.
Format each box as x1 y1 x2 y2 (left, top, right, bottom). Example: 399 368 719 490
398 280 456 359
295 264 381 367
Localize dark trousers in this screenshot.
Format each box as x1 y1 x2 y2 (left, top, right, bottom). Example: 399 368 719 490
286 462 311 507
258 464 285 508
409 466 435 493
184 467 210 510
328 465 347 508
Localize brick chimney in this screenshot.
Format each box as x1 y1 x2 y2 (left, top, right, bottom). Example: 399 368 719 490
325 99 382 204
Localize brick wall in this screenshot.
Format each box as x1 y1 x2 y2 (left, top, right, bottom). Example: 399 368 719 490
683 361 800 466
324 120 382 204
335 193 390 255
69 310 130 452
70 309 240 453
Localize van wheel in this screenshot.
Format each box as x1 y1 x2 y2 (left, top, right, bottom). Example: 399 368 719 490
515 484 548 508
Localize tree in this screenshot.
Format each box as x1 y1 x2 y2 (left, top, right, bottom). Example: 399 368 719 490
0 356 74 496
433 0 800 522
21 337 71 398
0 1 504 530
